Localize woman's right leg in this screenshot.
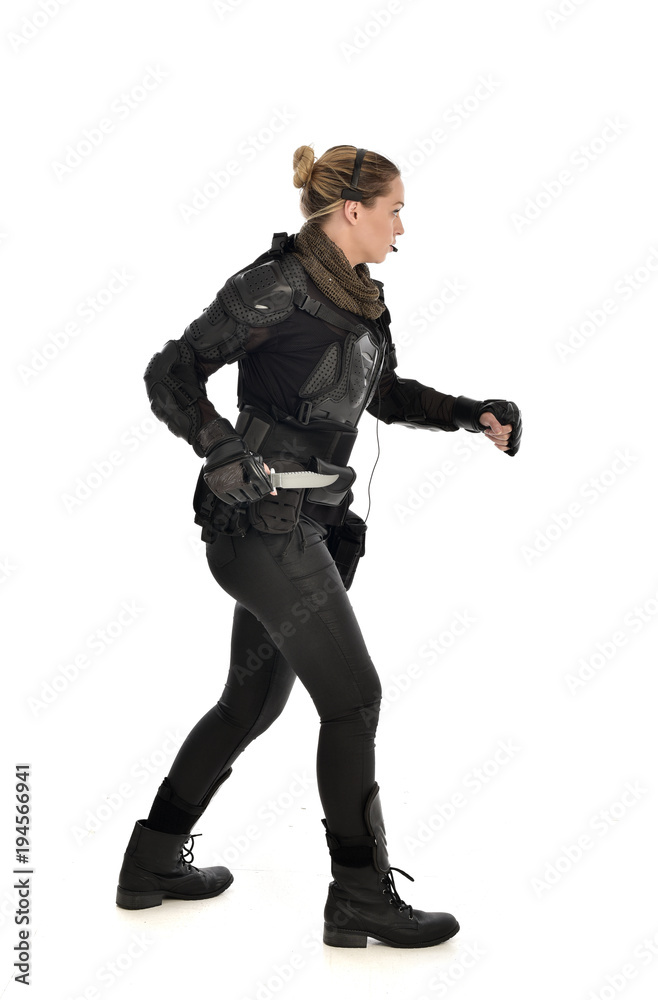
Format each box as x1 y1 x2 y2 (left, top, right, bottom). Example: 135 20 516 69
116 556 299 908
167 600 298 801
146 598 298 830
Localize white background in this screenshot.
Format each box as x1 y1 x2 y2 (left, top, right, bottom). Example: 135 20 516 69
2 0 657 998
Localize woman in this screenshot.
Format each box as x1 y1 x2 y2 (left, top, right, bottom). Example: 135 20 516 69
116 144 521 948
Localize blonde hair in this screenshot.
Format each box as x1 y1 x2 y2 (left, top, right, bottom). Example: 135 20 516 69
293 144 400 223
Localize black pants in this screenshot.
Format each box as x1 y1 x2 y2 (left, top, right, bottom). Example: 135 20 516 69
166 515 382 840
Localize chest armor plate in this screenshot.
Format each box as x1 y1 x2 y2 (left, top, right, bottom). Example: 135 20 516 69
297 326 384 427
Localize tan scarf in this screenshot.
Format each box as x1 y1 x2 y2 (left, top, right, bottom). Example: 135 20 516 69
291 221 385 320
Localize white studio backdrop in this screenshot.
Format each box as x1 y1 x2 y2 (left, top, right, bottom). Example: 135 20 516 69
2 1 657 998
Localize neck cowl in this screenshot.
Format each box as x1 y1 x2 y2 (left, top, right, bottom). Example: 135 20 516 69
291 221 385 320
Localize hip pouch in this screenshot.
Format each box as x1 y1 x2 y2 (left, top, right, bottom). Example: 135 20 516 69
306 457 357 507
192 467 249 540
248 459 306 534
325 509 368 590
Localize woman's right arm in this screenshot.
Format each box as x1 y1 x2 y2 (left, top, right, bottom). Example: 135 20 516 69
144 333 251 462
143 286 276 501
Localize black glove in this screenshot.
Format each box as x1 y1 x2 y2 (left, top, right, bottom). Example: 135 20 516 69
204 451 274 505
195 415 273 504
452 395 522 457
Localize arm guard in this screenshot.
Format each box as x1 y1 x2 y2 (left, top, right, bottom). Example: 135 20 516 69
366 371 458 432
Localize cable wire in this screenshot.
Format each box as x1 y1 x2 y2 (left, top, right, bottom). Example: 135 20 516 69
363 389 382 524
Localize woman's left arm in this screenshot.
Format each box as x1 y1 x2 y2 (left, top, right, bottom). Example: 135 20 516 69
367 285 522 454
366 370 522 456
365 369 458 431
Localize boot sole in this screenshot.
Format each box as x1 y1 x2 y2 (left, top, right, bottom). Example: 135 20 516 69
116 873 234 910
323 918 460 949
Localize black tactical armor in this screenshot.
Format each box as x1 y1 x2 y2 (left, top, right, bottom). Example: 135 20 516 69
144 231 463 543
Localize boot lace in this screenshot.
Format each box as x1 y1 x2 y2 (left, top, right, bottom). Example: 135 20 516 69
380 866 415 919
178 832 202 871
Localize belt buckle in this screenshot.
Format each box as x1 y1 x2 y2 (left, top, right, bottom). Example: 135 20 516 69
298 400 313 424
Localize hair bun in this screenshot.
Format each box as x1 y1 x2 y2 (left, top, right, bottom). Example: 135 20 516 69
292 144 315 189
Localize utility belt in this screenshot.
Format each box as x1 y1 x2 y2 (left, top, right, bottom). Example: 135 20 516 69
193 404 368 588
194 404 360 538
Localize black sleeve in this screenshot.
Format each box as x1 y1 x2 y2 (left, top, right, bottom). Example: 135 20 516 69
143 282 255 460
366 369 459 432
144 248 303 459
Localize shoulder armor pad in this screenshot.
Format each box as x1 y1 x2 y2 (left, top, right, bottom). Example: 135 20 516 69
219 253 308 327
183 250 308 361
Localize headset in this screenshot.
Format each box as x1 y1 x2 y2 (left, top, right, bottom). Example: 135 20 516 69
341 147 368 201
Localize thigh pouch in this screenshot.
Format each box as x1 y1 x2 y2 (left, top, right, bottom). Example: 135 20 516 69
324 508 368 591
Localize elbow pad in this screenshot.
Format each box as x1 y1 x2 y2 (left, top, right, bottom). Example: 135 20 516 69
144 338 211 454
